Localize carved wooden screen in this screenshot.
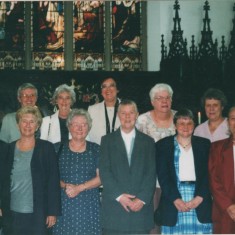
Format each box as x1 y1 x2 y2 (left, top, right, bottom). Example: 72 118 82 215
159 0 235 118
32 1 64 70
0 1 25 70
73 1 104 71
111 1 142 71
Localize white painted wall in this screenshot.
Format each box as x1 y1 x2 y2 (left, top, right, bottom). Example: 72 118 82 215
147 0 235 71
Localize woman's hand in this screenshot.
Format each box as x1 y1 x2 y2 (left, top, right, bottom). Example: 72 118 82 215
129 198 144 212
174 198 190 212
65 183 85 198
60 180 66 189
119 194 136 212
46 216 56 228
227 204 235 221
186 196 203 209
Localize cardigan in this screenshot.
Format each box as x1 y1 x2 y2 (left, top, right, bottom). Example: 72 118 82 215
1 139 61 233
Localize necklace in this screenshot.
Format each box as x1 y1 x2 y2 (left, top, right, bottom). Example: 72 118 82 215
180 142 191 148
177 137 191 149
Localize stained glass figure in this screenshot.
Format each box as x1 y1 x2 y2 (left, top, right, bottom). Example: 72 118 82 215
0 1 24 70
73 1 104 71
32 1 64 70
73 1 104 53
33 1 64 51
111 1 142 71
112 1 141 54
0 1 24 51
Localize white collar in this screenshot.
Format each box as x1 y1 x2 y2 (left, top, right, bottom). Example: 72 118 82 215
121 128 136 139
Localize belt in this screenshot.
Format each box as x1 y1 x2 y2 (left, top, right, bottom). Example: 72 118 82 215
180 181 196 184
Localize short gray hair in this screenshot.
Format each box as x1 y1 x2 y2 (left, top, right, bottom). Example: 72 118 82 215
118 99 139 114
17 83 38 98
149 83 173 101
66 108 92 131
51 84 76 106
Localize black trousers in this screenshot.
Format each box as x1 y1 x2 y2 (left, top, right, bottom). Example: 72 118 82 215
3 211 49 235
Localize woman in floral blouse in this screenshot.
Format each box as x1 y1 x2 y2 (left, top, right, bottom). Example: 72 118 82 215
136 83 176 233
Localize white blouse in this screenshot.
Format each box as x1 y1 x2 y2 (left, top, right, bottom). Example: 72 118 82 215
179 146 196 181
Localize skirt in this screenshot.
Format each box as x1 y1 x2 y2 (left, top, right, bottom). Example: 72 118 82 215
162 183 212 234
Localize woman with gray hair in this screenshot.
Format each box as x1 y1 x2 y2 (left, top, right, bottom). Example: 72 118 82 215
0 82 38 143
53 108 101 235
40 84 76 143
136 83 176 142
136 83 176 233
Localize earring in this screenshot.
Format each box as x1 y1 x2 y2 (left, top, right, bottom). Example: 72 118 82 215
53 106 57 113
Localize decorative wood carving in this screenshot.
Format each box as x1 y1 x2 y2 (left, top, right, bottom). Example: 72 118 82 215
160 0 235 114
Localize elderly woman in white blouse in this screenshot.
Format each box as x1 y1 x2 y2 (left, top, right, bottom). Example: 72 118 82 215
40 84 76 144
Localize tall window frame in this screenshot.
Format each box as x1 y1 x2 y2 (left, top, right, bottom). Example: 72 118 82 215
0 1 147 71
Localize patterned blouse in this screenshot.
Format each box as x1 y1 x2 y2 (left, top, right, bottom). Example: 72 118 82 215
136 110 176 142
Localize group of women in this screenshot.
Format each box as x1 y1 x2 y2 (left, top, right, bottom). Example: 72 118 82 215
137 84 234 234
0 80 235 235
0 84 101 235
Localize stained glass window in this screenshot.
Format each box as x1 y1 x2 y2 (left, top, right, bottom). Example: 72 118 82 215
32 1 64 70
73 1 105 71
0 1 144 71
0 1 25 70
111 1 142 71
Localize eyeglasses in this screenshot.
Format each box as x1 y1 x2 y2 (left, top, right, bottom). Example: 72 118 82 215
101 83 116 89
70 122 88 128
20 119 37 125
176 122 194 128
20 94 36 98
154 96 171 102
57 96 71 101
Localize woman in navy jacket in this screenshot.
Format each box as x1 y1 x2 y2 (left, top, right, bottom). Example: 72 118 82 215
156 109 212 234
